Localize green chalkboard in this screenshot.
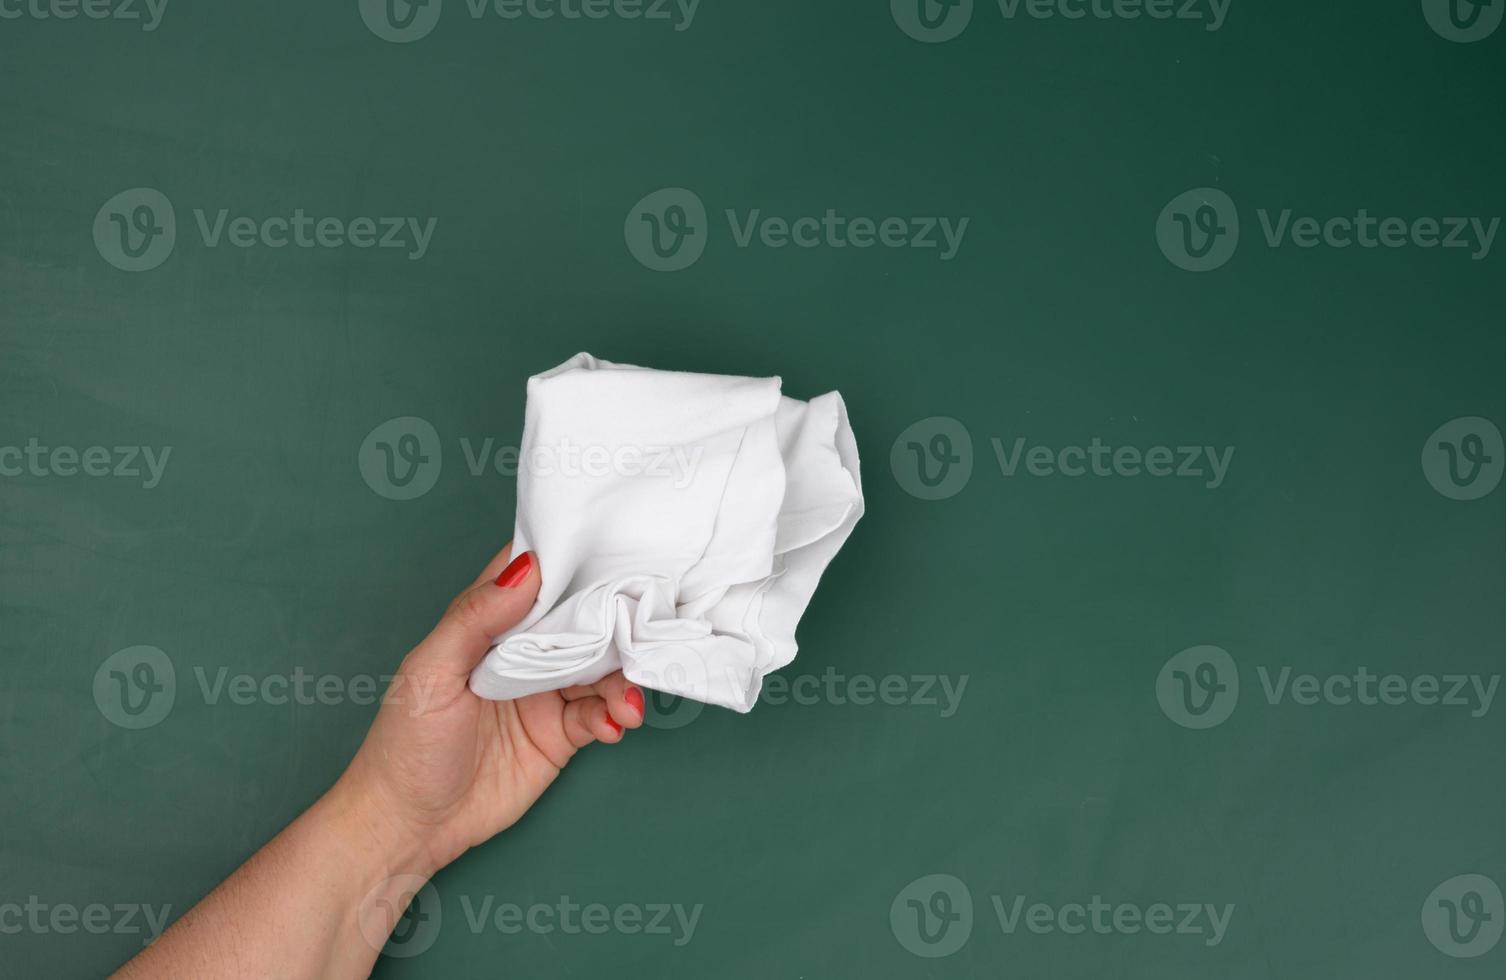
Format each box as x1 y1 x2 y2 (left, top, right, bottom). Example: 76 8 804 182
2 0 1504 977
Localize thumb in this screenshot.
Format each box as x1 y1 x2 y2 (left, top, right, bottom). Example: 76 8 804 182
410 550 541 680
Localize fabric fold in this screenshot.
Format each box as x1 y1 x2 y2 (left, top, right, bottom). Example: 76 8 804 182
467 353 864 712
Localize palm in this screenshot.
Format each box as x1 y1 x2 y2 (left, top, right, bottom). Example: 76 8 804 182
344 546 641 870
355 670 636 871
455 693 586 842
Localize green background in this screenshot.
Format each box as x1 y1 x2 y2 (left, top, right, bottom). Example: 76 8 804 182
2 0 1504 976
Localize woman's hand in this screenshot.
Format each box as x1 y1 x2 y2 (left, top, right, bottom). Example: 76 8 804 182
115 543 646 980
333 543 647 876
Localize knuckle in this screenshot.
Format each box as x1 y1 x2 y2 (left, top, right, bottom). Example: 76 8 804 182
450 587 491 629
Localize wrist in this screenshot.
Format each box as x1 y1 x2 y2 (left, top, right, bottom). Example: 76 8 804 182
317 767 441 883
284 778 442 973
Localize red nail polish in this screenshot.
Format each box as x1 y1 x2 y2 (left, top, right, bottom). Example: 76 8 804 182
495 552 534 589
605 715 623 736
625 686 645 719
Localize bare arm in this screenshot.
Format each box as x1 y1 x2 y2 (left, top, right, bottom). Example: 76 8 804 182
115 545 646 979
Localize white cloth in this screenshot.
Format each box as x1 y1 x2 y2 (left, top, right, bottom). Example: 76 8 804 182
467 353 864 713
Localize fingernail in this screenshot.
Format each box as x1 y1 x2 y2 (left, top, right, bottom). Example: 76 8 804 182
605 715 623 736
625 686 645 720
495 552 534 589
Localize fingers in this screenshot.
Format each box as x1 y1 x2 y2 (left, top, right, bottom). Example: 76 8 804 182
408 550 541 679
547 673 643 763
561 696 624 748
591 671 648 730
559 671 645 730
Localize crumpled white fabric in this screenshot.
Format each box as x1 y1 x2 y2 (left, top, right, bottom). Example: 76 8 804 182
467 353 864 713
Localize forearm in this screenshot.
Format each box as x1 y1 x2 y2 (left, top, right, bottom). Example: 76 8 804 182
113 776 433 980
106 549 627 978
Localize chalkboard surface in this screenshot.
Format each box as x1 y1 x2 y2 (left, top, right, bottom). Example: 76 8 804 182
2 1 1504 977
